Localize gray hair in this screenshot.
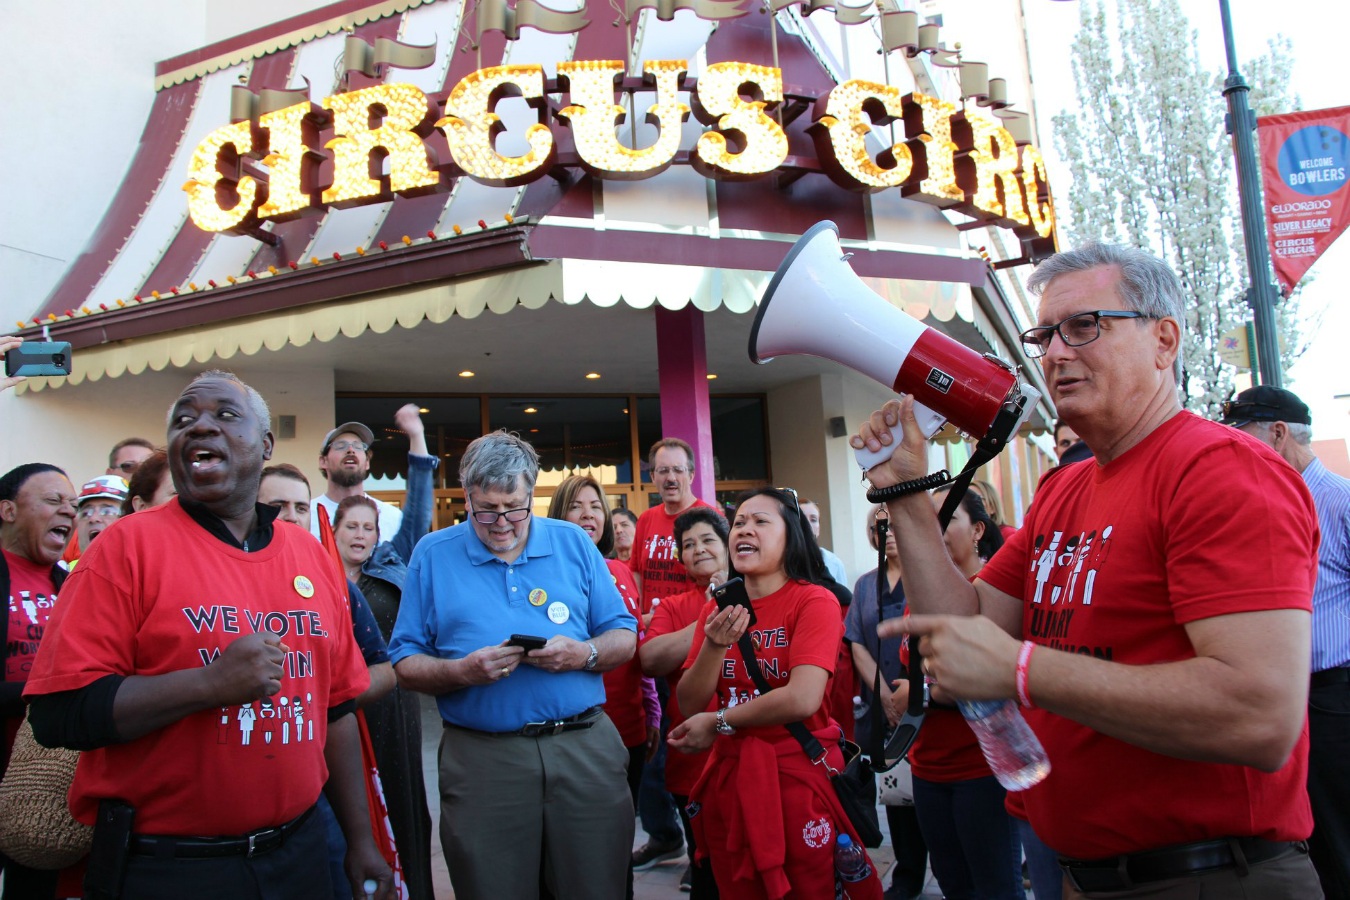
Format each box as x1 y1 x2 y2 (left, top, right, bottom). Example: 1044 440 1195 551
1245 420 1312 447
166 370 272 437
1026 242 1185 380
460 430 539 493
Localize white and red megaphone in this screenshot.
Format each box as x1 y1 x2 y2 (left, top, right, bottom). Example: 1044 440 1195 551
749 221 1041 470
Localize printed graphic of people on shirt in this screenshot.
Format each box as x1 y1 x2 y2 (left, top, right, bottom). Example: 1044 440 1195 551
1029 525 1115 608
238 702 257 745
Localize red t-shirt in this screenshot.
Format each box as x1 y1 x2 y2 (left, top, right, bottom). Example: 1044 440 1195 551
24 501 368 835
826 601 857 742
629 499 714 612
5 550 59 756
979 412 1317 858
646 587 714 795
602 559 647 747
683 579 841 738
899 605 990 783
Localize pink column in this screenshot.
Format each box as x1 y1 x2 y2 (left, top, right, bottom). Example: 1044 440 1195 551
655 305 716 505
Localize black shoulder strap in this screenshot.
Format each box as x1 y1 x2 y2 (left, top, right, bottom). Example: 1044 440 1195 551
735 633 828 762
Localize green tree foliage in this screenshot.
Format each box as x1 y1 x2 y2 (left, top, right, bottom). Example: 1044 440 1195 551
1052 0 1301 414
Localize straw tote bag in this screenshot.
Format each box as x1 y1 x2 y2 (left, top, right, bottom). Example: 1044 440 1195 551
0 715 93 868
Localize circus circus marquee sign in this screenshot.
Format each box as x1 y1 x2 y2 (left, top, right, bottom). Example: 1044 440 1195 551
185 61 1055 242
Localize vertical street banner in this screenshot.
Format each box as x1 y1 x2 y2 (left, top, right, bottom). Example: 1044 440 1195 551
1258 106 1350 296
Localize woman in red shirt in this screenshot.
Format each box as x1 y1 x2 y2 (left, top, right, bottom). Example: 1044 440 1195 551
669 488 882 900
899 488 1024 900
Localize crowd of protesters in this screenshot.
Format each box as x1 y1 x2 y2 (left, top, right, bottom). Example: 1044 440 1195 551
1 239 1348 900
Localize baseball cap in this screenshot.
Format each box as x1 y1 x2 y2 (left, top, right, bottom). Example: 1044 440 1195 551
1219 386 1311 428
78 474 129 506
322 422 375 453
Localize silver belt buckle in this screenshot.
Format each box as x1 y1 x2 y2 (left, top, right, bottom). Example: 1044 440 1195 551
247 833 258 858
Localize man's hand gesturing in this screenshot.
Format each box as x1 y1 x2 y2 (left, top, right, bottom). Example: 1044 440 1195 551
206 633 288 705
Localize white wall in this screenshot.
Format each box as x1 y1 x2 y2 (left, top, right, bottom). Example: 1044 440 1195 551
766 372 897 590
2 0 328 326
0 365 336 489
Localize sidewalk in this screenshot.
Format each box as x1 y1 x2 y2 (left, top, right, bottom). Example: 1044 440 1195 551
419 695 951 898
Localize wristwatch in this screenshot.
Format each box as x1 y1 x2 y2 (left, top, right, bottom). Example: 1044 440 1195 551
582 642 599 671
715 708 736 736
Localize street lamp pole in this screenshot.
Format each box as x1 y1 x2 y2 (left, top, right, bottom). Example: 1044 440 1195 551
1219 0 1283 387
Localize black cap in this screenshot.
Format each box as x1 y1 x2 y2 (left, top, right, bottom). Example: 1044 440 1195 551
1219 386 1311 428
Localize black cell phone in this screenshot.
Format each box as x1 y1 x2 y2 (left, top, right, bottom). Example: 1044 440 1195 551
711 577 757 627
83 799 134 900
508 633 547 652
5 341 73 377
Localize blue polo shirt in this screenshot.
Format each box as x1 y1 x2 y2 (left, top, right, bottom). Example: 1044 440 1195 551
388 516 635 731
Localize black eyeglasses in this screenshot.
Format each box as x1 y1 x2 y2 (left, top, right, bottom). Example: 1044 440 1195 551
470 507 532 525
1019 310 1152 359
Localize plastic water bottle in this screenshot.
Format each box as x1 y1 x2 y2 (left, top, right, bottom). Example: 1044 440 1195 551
958 699 1051 791
834 833 872 884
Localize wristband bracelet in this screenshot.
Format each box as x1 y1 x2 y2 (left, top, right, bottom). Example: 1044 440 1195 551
1015 640 1036 709
865 470 951 504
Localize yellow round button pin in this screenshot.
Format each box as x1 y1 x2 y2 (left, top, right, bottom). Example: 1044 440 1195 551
528 588 548 607
294 575 315 599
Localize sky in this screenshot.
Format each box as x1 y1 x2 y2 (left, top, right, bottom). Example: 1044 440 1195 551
1016 0 1350 439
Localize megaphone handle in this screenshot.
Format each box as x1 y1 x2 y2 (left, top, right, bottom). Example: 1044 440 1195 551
852 401 947 471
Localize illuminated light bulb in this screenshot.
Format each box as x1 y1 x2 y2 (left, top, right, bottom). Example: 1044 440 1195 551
459 370 475 377
333 252 343 261
208 280 218 287
47 313 56 321
585 372 601 380
557 59 690 179
133 295 143 302
706 373 718 380
504 213 514 223
523 407 538 414
402 235 412 245
322 83 440 205
453 225 462 235
477 219 486 229
81 307 91 314
288 261 299 270
257 102 316 219
227 276 237 284
427 230 436 239
906 93 963 204
267 266 277 276
151 291 160 299
246 270 257 278
183 119 257 231
693 62 788 179
418 407 430 414
63 309 74 317
355 246 366 256
311 256 321 265
967 114 1028 225
116 300 126 307
170 287 179 294
437 65 556 186
812 80 913 190
99 304 108 311
1018 145 1056 238
14 321 23 328
378 241 388 250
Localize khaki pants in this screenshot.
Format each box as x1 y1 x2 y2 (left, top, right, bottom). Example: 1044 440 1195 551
437 714 634 900
1062 843 1324 899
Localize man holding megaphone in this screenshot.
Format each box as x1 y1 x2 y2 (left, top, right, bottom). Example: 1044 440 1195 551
853 243 1322 899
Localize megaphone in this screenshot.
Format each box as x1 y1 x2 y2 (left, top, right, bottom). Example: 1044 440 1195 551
749 221 1041 470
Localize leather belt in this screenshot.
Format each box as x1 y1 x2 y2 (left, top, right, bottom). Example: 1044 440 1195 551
1311 666 1350 689
129 806 315 859
1059 837 1299 893
445 705 603 738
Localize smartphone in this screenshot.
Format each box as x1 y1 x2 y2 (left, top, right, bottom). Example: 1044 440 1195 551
508 633 547 652
711 577 757 627
5 341 73 377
